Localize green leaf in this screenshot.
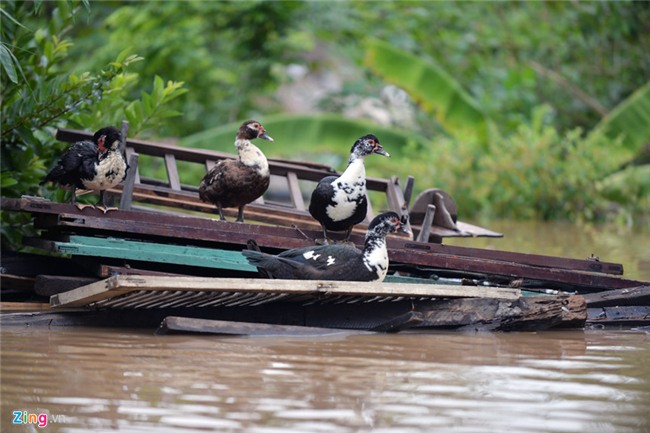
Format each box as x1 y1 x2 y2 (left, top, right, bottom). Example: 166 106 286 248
1 174 19 188
180 113 429 160
364 38 490 144
0 43 19 83
592 81 650 163
598 164 650 204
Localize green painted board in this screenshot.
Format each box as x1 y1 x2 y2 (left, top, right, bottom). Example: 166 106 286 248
53 235 256 272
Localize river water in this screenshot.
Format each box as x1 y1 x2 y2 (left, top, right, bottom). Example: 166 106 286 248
2 220 650 432
1 327 649 433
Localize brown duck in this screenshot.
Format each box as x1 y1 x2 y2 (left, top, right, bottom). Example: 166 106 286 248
199 120 273 222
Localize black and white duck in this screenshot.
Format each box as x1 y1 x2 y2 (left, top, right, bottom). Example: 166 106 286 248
308 134 389 243
199 120 273 222
40 126 128 213
242 211 408 282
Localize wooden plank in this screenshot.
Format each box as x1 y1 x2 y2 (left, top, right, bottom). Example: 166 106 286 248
0 302 51 312
50 275 522 308
415 204 435 243
37 235 256 273
582 286 650 307
119 153 139 210
164 153 182 191
415 294 586 331
50 278 131 308
10 197 621 276
588 306 650 326
6 197 643 291
156 316 371 336
124 147 141 183
286 171 306 211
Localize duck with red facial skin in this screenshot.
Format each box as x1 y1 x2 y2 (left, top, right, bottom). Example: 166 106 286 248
308 134 390 244
40 126 128 213
242 212 409 282
199 120 274 223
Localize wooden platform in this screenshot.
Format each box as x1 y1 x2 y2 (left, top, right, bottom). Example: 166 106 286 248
49 275 522 309
0 274 589 332
4 196 643 293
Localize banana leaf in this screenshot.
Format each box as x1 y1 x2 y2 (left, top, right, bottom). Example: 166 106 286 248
592 81 650 162
180 113 429 164
598 164 650 205
364 38 489 144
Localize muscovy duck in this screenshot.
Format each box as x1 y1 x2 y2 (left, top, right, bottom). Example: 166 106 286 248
40 126 128 212
199 120 273 222
242 211 408 282
308 134 389 243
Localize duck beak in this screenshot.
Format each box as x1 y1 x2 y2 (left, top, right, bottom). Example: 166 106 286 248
373 144 390 157
260 132 274 142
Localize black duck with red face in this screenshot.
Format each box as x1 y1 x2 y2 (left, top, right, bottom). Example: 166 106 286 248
308 134 389 243
242 212 408 282
40 126 128 212
198 120 273 222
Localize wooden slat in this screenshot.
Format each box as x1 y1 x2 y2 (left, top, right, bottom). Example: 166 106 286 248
0 302 51 312
286 171 305 211
125 147 141 183
50 275 522 308
119 153 139 210
583 286 650 307
164 153 182 191
33 235 256 273
6 197 643 293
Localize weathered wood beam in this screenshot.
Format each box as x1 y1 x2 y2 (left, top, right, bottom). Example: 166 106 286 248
583 286 650 307
50 275 521 308
415 294 586 331
156 316 372 336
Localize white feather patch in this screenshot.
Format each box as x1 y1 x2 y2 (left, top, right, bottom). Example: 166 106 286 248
236 139 269 177
82 152 126 190
326 256 335 266
325 159 367 221
363 242 389 281
303 250 321 260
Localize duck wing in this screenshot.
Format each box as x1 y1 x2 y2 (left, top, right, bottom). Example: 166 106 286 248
242 244 362 280
41 140 98 187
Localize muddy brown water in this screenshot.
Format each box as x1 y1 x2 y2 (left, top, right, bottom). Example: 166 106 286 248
2 220 649 432
2 328 649 433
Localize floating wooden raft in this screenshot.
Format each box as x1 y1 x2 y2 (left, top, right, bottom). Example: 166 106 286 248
5 196 644 292
38 275 587 332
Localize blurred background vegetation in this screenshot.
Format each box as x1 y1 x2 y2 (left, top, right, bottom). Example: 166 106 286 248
2 0 649 248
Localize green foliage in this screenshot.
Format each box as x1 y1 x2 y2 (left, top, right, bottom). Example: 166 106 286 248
0 1 186 249
299 2 650 135
430 106 641 222
68 0 305 135
364 38 489 144
592 81 650 163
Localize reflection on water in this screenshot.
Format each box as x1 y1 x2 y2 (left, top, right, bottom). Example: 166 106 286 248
2 327 649 433
445 219 650 281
